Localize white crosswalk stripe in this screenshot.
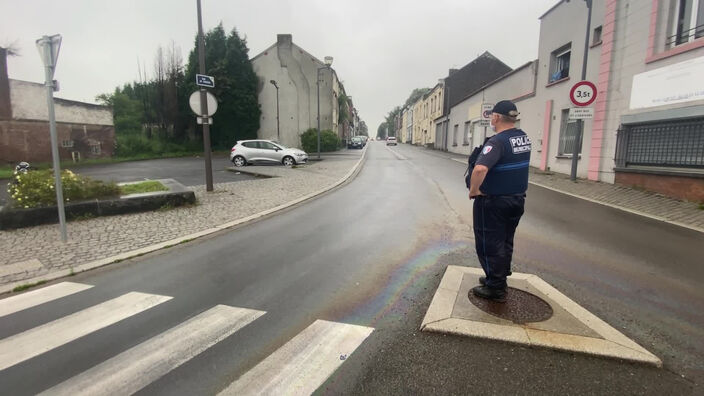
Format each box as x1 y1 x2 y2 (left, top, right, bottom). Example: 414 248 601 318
219 319 374 396
0 282 93 318
42 304 265 396
0 291 171 371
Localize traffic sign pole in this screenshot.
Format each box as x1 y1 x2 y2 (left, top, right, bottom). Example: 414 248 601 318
571 0 593 182
196 0 213 192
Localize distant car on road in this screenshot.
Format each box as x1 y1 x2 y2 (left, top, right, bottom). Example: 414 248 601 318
386 136 397 146
230 140 308 167
348 136 364 149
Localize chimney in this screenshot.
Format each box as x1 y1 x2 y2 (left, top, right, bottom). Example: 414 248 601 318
277 34 293 47
0 47 11 120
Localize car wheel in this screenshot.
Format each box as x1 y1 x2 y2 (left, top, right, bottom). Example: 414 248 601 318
232 155 246 167
282 156 295 166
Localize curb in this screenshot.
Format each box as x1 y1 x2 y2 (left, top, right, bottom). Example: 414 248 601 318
449 157 703 234
0 146 369 295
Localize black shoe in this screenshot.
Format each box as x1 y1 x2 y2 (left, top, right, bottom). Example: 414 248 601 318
479 276 486 286
471 285 507 303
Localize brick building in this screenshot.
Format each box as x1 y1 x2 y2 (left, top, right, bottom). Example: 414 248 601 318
0 48 114 165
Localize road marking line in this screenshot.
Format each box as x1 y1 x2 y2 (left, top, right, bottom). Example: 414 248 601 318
0 291 171 371
42 305 265 396
219 319 373 396
0 282 93 318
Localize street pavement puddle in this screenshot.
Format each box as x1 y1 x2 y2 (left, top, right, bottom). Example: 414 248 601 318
421 265 662 367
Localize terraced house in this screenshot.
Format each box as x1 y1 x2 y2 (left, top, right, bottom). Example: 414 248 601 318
444 0 704 201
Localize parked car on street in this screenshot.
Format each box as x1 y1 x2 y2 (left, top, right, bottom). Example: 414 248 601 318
358 136 369 146
348 136 364 149
386 136 397 146
230 140 308 167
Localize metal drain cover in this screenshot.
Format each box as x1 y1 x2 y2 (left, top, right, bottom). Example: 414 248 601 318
468 287 553 324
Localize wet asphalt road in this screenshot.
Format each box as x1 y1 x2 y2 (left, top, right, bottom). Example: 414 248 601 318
0 155 253 206
1 142 701 394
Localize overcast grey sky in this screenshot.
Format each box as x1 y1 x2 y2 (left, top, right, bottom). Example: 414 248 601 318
1 0 556 133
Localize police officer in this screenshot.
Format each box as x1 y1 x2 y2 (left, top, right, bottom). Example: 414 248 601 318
468 100 531 302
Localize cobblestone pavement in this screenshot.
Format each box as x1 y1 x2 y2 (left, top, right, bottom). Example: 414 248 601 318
0 152 362 286
528 169 704 231
425 147 704 232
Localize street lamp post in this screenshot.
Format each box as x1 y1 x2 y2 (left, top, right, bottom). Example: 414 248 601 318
316 56 333 160
36 34 67 242
269 80 280 142
570 0 593 181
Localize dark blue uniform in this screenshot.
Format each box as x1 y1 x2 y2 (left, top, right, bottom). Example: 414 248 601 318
473 128 531 290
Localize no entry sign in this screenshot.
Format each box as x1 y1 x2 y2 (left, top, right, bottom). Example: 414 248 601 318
569 81 597 107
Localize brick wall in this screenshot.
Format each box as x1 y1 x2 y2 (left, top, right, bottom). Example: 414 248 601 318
0 119 114 164
615 171 704 202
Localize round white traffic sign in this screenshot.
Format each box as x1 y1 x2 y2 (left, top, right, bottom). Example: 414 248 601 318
189 91 218 116
569 81 597 107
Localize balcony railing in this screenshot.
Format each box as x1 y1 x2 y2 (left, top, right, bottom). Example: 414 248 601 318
666 23 704 47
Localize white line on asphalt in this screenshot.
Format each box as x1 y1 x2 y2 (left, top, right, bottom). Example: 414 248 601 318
42 305 265 396
0 291 171 371
219 319 373 396
0 282 93 318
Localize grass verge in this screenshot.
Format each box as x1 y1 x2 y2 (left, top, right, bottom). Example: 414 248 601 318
120 180 168 195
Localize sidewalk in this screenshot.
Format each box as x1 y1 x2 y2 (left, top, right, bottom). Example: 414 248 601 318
0 150 365 290
428 146 704 233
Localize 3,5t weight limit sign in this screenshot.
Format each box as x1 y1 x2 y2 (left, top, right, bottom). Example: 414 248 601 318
569 81 597 107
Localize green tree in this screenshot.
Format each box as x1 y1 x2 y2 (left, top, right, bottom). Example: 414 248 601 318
184 24 261 149
404 87 430 108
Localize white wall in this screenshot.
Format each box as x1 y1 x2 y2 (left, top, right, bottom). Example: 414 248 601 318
252 38 337 149
446 61 539 158
10 80 113 126
535 0 605 178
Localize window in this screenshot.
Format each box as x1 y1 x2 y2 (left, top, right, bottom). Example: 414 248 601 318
452 124 458 146
615 117 704 168
557 109 581 156
463 122 471 145
592 25 602 45
549 43 571 83
90 143 101 155
61 140 74 148
669 0 704 47
242 141 257 148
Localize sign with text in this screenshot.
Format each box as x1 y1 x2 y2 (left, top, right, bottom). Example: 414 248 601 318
569 107 594 119
570 81 597 106
195 74 215 88
480 103 493 126
630 55 704 109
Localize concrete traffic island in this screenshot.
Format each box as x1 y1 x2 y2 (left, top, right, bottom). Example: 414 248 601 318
421 265 662 367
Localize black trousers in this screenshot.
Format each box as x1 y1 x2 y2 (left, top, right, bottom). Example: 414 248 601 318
473 195 525 289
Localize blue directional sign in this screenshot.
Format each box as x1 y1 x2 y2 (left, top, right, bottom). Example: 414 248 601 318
196 74 215 88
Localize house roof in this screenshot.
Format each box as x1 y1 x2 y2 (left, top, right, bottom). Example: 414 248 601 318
539 0 566 19
444 51 513 109
250 36 328 68
455 60 537 105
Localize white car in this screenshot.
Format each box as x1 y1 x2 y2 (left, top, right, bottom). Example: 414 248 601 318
230 140 308 167
386 136 397 146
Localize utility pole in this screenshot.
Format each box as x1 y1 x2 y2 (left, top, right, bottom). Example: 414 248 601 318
571 0 593 182
196 0 214 191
